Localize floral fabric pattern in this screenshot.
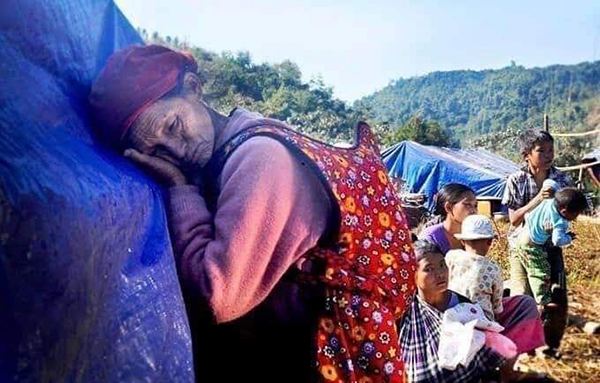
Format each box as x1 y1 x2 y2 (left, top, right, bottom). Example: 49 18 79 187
446 249 504 321
211 122 417 382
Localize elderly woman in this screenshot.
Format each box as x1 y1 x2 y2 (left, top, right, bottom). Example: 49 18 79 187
89 45 416 382
418 183 478 254
502 129 572 357
399 240 505 383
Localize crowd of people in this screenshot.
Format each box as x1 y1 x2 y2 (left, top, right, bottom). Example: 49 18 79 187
88 44 587 382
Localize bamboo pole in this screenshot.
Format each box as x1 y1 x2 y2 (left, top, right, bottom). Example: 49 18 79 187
552 129 600 137
556 160 600 171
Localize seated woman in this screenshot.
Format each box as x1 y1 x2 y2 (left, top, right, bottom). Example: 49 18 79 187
399 240 504 383
418 184 478 254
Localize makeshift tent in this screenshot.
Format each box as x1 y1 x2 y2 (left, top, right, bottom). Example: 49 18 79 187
382 141 521 210
0 1 194 382
583 148 600 164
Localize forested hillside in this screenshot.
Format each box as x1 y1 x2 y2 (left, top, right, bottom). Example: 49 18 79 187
356 61 600 164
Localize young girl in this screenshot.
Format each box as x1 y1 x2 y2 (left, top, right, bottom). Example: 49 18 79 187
418 183 478 255
399 240 503 383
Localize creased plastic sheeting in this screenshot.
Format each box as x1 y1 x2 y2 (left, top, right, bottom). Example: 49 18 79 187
583 147 600 178
382 141 520 210
0 1 194 382
583 148 600 163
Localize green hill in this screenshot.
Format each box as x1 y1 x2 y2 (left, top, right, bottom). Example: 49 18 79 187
355 61 600 164
356 61 600 137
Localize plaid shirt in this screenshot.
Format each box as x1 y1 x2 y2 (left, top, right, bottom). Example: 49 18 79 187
502 166 572 211
399 294 504 383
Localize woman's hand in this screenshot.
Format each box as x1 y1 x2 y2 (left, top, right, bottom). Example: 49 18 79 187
124 148 187 186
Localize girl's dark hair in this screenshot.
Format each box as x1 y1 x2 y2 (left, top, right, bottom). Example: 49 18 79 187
518 129 554 160
433 183 475 219
413 240 443 262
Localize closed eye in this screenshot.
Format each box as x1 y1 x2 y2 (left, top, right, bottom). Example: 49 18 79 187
167 116 178 134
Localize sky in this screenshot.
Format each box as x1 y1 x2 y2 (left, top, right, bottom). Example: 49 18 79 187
115 0 600 102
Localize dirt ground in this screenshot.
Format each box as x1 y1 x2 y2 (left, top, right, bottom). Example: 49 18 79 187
487 220 600 383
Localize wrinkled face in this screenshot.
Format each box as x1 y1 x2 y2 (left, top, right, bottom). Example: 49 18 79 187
526 141 554 171
415 252 448 296
127 96 215 168
447 192 478 223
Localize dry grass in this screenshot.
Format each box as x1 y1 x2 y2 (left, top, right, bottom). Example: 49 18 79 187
487 220 600 383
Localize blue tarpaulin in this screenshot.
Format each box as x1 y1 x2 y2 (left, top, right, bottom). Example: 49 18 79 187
382 141 521 210
0 1 194 382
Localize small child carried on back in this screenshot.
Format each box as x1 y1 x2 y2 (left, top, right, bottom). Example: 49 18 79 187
516 185 588 307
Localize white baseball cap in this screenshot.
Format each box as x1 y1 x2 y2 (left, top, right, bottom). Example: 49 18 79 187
454 214 497 240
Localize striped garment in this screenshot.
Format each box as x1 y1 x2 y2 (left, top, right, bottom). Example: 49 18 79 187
398 293 504 383
501 166 572 211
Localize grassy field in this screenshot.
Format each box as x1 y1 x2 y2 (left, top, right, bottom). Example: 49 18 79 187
487 220 600 382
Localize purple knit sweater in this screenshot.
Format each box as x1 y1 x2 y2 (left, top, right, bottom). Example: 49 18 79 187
167 109 330 323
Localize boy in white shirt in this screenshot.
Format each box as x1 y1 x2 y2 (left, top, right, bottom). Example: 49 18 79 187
446 215 503 321
447 214 545 367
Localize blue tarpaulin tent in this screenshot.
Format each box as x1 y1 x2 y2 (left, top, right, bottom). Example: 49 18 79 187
382 141 521 210
0 1 194 382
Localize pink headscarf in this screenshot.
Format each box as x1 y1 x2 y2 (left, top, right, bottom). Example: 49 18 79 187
89 44 197 148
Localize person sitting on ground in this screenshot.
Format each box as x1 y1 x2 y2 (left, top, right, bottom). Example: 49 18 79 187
515 187 588 309
446 215 545 355
399 240 505 383
418 183 478 255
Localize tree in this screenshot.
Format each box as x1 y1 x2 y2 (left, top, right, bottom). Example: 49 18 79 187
376 115 455 149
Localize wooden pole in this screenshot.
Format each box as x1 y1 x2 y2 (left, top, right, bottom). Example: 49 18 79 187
556 160 600 171
544 114 549 131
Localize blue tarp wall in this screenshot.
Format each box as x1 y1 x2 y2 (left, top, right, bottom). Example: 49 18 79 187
0 1 194 382
382 141 521 210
